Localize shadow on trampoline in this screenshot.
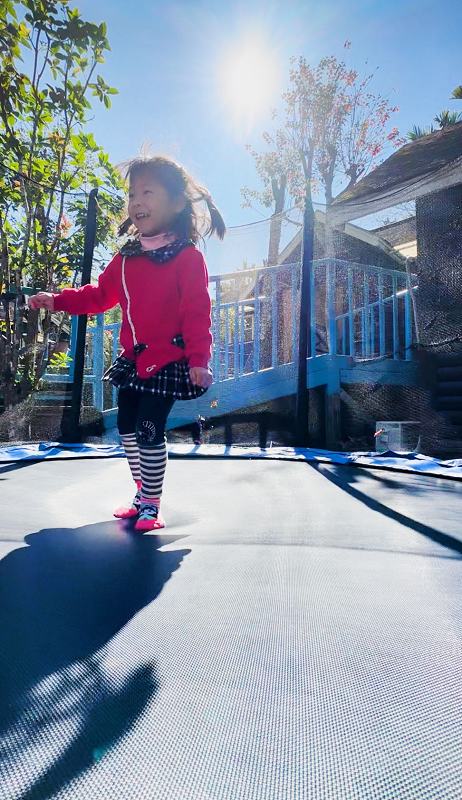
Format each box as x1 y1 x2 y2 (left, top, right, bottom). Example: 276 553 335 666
0 460 42 476
357 465 462 496
355 468 429 493
311 462 462 558
8 662 156 800
0 520 191 799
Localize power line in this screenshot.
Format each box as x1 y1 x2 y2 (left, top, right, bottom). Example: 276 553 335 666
227 205 302 230
0 162 85 197
0 162 124 202
0 162 310 231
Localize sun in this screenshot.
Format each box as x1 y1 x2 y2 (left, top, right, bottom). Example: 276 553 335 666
219 35 282 134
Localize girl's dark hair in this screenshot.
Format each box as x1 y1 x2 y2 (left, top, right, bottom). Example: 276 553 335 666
118 156 226 243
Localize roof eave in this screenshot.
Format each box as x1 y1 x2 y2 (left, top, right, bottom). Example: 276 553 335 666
328 157 462 226
277 209 404 265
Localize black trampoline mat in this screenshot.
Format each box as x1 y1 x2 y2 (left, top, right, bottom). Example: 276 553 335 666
1 458 461 799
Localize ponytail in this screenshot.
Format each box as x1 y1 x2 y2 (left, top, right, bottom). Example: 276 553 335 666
193 186 226 241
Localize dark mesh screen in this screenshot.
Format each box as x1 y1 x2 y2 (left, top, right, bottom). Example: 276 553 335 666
1 192 462 457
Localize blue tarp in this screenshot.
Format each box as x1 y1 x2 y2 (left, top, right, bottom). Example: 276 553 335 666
1 441 462 480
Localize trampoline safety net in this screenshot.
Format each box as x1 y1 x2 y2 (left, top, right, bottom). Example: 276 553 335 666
2 151 462 458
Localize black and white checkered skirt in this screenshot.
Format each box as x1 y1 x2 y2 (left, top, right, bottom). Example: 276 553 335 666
103 356 208 400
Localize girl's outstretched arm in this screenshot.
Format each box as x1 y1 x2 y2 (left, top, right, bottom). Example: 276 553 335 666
29 255 121 315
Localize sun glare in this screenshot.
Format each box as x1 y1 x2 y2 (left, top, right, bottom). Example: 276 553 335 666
219 35 282 134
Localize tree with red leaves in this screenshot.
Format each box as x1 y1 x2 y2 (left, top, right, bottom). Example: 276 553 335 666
242 45 405 260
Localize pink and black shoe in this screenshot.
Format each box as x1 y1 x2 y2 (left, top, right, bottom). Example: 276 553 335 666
113 484 142 519
134 501 165 532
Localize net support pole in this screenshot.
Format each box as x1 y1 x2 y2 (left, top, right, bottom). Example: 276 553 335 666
295 191 314 446
60 188 98 442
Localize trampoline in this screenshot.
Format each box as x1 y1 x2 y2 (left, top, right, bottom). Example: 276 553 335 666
2 8 462 798
1 451 461 800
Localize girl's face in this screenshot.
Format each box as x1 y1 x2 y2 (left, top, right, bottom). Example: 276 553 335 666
128 173 185 236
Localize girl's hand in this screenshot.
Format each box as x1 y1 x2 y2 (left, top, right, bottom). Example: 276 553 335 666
190 366 213 389
29 292 55 311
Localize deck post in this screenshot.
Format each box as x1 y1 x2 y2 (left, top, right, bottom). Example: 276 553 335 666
348 266 354 357
239 302 245 373
224 305 230 378
233 302 240 378
327 261 337 355
392 275 399 359
213 280 221 381
291 264 298 363
363 270 370 357
310 262 316 357
271 271 278 368
254 281 261 373
325 359 342 450
404 277 413 361
378 272 385 357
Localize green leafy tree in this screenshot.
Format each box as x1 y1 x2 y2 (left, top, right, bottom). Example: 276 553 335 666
0 0 124 411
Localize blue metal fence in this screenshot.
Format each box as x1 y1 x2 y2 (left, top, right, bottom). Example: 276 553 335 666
43 258 417 411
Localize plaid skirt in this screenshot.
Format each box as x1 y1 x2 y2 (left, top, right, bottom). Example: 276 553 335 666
103 355 208 400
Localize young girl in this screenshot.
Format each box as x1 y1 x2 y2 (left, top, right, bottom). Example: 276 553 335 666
30 156 225 531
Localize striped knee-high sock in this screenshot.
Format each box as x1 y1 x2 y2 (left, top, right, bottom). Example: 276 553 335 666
120 433 141 483
139 441 168 501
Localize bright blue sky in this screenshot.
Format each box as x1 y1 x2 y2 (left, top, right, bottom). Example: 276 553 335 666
78 0 462 272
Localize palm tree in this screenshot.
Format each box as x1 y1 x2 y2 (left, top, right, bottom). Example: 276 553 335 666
434 110 462 127
408 123 435 140
452 86 462 100
408 109 462 140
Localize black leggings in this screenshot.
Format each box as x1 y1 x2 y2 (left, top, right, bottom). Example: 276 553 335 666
117 388 175 447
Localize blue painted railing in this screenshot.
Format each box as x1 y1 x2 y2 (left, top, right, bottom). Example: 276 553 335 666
312 259 416 362
43 258 417 411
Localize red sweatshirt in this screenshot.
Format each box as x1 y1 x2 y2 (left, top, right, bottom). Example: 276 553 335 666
53 246 212 377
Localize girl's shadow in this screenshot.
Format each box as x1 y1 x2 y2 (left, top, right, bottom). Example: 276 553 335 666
0 520 190 799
